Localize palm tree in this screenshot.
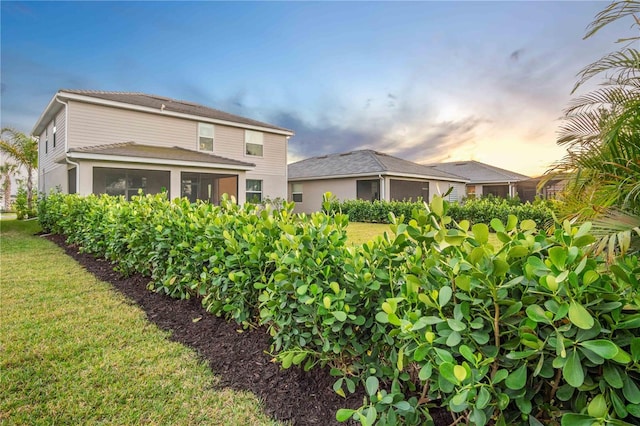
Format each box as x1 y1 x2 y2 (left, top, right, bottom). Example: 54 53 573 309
0 128 38 211
545 1 640 259
0 162 17 211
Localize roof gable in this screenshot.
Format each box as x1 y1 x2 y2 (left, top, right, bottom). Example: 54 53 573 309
424 160 530 183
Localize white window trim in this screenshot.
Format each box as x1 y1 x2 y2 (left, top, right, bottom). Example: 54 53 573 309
292 183 303 203
245 130 264 157
198 123 215 152
246 179 263 202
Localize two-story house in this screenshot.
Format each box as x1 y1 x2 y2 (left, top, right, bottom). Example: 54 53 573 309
32 90 294 204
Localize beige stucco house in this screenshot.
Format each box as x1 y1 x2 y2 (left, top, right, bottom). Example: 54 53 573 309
32 90 293 204
288 150 468 213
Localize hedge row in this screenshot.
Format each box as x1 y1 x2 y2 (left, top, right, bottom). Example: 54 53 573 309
325 197 554 229
39 192 640 425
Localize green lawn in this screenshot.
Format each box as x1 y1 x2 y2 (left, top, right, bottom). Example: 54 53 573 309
345 222 392 245
346 222 501 246
0 219 280 426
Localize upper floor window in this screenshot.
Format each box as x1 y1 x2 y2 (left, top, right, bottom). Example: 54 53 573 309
245 130 263 157
198 123 214 152
53 118 57 148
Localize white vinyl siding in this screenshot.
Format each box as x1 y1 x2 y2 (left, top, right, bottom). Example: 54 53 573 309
68 101 194 150
245 130 263 157
38 108 67 194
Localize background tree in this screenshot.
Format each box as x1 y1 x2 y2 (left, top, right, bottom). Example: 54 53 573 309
0 162 18 211
0 128 38 212
545 0 640 259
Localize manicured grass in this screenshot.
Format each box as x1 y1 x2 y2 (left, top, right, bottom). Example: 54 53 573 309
346 221 501 246
0 219 280 426
346 222 392 245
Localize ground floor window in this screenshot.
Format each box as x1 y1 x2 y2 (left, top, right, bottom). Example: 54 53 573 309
483 185 509 198
181 172 237 204
357 179 380 202
246 179 262 203
390 179 428 202
291 183 303 203
93 167 170 200
466 185 476 198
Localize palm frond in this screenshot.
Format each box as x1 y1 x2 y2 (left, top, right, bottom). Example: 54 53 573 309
573 48 640 92
584 1 640 40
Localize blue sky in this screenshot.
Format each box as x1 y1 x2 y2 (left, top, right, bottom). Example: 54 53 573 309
1 1 625 176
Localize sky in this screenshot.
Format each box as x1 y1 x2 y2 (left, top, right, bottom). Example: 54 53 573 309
0 1 628 177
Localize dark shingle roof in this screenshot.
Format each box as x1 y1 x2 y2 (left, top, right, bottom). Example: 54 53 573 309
68 142 255 168
60 89 293 133
288 150 467 182
424 160 530 183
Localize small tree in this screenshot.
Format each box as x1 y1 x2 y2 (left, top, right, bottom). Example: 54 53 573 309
0 128 38 212
0 162 17 211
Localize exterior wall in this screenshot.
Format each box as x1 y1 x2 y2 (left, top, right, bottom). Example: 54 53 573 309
290 178 357 213
76 159 247 203
66 101 287 202
38 108 67 193
290 177 468 213
67 101 195 150
40 164 68 195
428 180 466 203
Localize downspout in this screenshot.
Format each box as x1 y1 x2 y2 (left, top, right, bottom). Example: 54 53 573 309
55 96 80 194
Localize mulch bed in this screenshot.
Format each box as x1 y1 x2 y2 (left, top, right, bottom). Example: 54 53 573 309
46 233 452 426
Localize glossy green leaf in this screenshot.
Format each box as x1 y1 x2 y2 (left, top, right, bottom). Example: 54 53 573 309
579 340 619 359
490 218 505 233
332 311 347 322
476 387 491 409
431 196 444 217
568 301 594 330
336 409 355 422
561 414 599 426
563 349 584 387
623 376 640 404
526 304 551 324
548 247 568 270
505 364 527 390
439 286 453 307
472 223 489 244
365 376 379 397
439 362 457 384
631 337 640 362
587 394 608 418
508 245 529 259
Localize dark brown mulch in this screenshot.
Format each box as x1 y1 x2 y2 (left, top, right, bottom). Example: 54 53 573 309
46 233 452 426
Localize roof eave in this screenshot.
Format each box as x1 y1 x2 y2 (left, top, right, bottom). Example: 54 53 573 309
288 171 468 183
65 151 255 171
31 93 64 136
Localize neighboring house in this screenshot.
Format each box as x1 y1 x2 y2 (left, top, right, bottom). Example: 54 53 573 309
287 150 468 213
424 160 531 200
32 90 294 204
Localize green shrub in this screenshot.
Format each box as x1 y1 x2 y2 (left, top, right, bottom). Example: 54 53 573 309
14 185 36 219
38 192 639 425
325 197 554 229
